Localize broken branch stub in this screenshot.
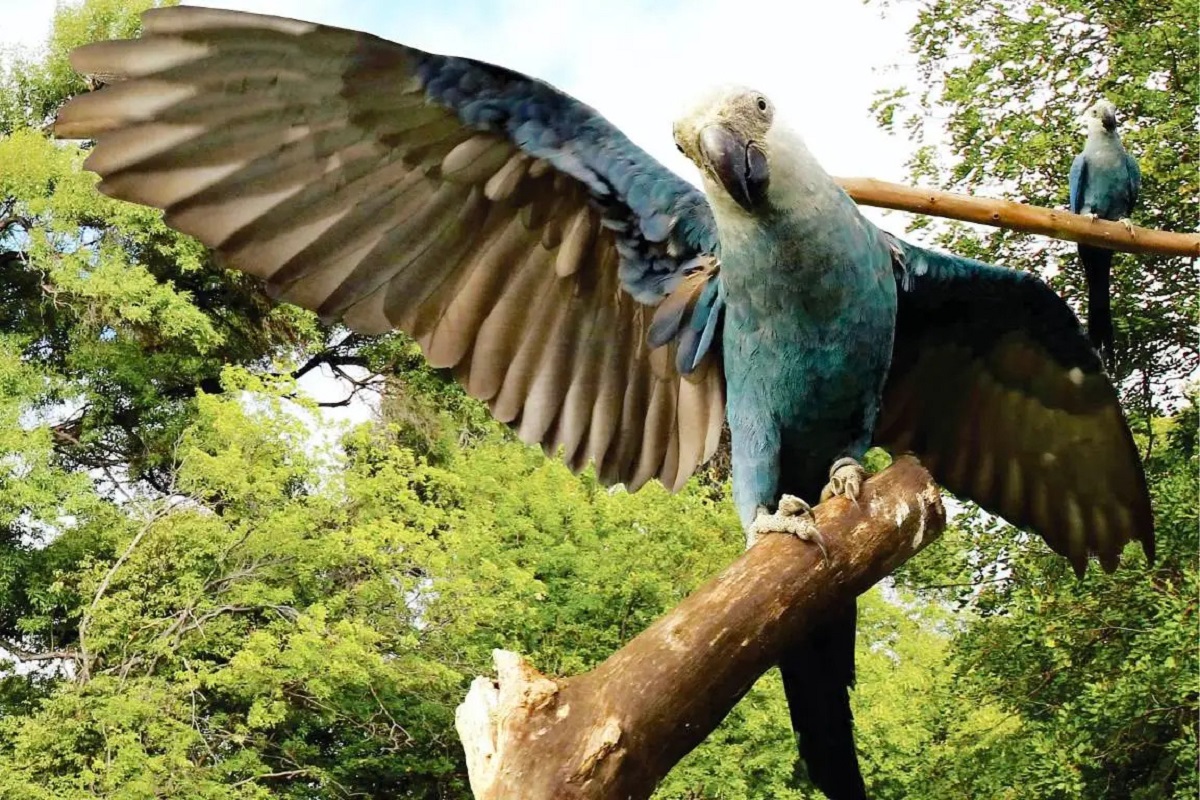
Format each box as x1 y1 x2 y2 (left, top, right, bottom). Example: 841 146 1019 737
455 456 945 800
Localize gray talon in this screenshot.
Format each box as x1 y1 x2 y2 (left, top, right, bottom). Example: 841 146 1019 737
777 494 810 516
821 457 867 504
1118 217 1135 236
746 494 827 560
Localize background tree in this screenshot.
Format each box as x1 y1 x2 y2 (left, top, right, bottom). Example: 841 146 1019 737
871 0 1197 424
0 1 1194 799
872 0 1198 797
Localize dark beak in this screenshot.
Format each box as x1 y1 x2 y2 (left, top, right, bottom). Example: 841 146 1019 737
699 124 769 212
1101 107 1118 132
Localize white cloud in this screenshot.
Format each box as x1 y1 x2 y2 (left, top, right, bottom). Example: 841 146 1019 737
184 0 920 225
367 0 918 188
0 1 55 54
3 1 918 183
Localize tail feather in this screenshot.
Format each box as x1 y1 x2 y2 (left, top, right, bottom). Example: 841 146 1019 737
779 600 866 800
1078 244 1114 366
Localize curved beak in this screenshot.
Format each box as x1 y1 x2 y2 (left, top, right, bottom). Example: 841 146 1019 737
1101 106 1118 132
699 124 769 212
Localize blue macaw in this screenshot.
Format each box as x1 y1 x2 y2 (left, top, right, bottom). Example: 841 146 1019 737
56 8 1154 799
1069 99 1141 367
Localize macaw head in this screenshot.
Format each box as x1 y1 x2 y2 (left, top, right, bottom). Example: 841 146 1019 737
1080 99 1119 135
674 87 775 215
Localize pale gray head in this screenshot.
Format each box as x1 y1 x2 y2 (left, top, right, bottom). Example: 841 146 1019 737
1080 99 1119 135
674 87 776 214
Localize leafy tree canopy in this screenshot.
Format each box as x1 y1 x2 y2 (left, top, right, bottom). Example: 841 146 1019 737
0 1 1193 798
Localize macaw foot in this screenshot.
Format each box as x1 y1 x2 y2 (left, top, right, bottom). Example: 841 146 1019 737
820 457 867 504
1118 217 1135 235
1087 212 1099 222
746 494 826 559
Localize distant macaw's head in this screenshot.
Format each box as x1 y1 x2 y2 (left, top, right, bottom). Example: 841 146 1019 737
674 87 775 214
1080 99 1119 135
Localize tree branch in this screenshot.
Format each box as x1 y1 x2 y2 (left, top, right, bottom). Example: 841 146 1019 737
78 501 178 682
230 769 311 788
0 636 80 664
290 333 366 380
836 177 1200 258
455 456 945 800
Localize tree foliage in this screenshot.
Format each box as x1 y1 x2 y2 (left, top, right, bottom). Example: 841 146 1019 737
873 0 1199 796
872 0 1198 416
0 2 1194 799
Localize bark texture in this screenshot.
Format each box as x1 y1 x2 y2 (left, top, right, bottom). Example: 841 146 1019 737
455 456 946 800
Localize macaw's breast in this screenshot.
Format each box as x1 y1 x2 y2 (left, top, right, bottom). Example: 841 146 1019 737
721 239 898 491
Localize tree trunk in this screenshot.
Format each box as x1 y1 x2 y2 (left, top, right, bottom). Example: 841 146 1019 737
455 456 945 800
835 176 1200 258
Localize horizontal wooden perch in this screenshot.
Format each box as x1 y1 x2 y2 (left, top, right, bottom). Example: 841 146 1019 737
455 456 946 800
836 176 1200 258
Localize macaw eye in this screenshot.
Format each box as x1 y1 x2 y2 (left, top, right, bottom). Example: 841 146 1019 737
757 97 768 113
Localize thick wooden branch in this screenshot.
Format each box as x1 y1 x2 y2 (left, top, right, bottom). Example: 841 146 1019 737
835 176 1200 258
455 456 945 800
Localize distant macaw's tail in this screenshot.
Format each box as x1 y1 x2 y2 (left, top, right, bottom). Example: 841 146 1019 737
779 600 867 800
1078 244 1115 366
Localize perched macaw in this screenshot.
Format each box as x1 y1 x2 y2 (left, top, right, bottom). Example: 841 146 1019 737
1069 99 1141 367
55 8 1154 799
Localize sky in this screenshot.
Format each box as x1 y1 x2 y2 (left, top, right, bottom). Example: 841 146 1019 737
3 0 919 188
0 0 922 425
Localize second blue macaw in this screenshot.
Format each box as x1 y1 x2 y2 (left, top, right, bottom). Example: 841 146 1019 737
1069 99 1141 366
56 9 1155 799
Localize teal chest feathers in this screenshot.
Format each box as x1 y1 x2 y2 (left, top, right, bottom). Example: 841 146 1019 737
720 247 897 459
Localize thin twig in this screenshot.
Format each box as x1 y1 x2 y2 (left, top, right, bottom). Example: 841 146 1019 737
911 576 1012 591
230 769 311 788
0 636 80 663
78 499 177 681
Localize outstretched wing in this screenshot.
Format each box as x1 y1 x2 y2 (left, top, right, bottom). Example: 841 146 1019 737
55 6 726 492
877 237 1153 574
1068 154 1087 214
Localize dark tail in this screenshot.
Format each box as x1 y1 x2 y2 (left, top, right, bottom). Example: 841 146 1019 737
1079 244 1114 366
779 600 866 800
